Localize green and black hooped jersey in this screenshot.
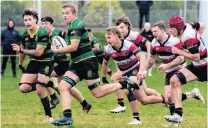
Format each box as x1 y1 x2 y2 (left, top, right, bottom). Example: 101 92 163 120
20 26 53 61
91 36 104 57
50 28 68 61
66 18 95 63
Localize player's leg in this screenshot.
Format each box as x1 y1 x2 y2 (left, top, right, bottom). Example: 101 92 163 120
69 87 92 114
36 73 53 122
164 65 207 123
142 80 161 96
110 71 126 113
19 61 39 93
52 70 80 126
124 89 141 125
130 76 165 104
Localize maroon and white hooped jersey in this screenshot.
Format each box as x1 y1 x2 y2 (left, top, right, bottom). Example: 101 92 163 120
104 40 140 75
125 30 147 51
151 34 186 73
180 23 207 67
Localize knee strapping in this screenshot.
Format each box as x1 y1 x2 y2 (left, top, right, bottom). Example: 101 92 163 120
174 71 187 85
63 76 76 87
36 81 47 87
19 82 32 86
107 70 112 76
88 81 100 91
127 89 136 102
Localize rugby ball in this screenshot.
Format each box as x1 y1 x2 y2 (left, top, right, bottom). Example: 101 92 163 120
52 36 67 49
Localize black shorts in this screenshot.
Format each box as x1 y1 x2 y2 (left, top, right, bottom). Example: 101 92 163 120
96 54 104 65
165 70 178 85
67 57 99 81
186 63 207 82
53 61 69 76
123 68 143 85
24 60 53 76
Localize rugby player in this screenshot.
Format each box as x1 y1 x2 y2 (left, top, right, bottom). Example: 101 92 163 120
51 4 140 126
41 16 92 113
12 9 53 122
164 16 207 123
109 16 161 114
148 21 205 126
87 28 112 84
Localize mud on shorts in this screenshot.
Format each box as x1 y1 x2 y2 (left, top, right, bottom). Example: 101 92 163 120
67 57 99 81
24 60 53 76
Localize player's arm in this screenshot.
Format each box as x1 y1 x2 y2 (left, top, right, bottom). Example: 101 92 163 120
147 54 156 70
191 22 205 35
102 50 110 84
92 44 100 52
53 39 80 53
20 45 46 57
52 29 81 53
165 56 184 69
130 43 147 79
147 43 157 70
102 48 110 78
19 44 25 65
145 40 151 61
172 39 200 61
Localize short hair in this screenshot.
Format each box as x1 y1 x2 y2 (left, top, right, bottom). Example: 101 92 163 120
115 16 132 30
41 16 54 24
23 9 39 24
152 21 166 30
106 26 123 38
62 4 76 14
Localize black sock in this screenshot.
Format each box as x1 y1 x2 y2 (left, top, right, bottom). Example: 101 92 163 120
161 95 165 103
81 100 88 108
119 81 127 89
50 93 57 100
181 93 187 101
117 98 125 107
169 103 175 115
31 83 36 92
41 97 52 117
175 107 183 117
63 109 72 118
107 70 112 76
133 112 140 121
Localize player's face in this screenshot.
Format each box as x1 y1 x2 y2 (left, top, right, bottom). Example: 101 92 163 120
117 22 129 37
24 15 37 30
8 21 14 28
152 26 163 40
105 33 118 47
62 7 75 25
169 27 178 37
42 22 53 32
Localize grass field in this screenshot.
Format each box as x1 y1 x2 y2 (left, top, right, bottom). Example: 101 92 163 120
1 61 207 128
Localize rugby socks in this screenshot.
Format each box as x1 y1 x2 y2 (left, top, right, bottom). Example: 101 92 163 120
41 97 52 117
161 95 165 103
133 112 140 121
181 93 187 101
169 103 175 115
175 107 183 117
80 100 88 108
63 109 72 118
50 93 58 100
117 98 125 107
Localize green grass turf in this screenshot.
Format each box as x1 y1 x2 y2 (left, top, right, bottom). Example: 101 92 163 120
1 61 207 128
